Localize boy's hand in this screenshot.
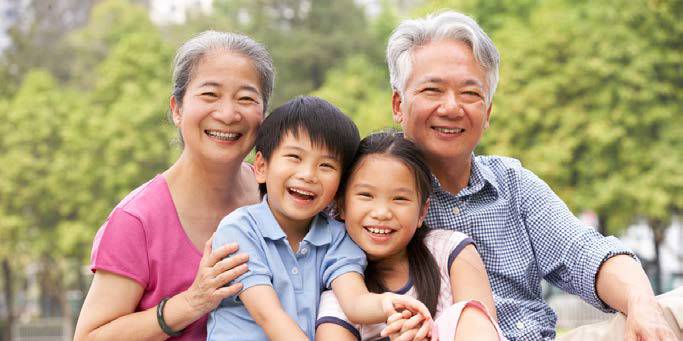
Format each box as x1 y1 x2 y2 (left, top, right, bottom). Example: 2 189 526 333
380 293 433 340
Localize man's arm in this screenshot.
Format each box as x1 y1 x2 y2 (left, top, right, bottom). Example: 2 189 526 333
596 255 676 340
240 285 309 341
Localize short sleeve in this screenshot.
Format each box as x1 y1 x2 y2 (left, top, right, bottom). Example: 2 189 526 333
213 211 273 293
320 223 367 289
90 207 150 287
316 290 361 340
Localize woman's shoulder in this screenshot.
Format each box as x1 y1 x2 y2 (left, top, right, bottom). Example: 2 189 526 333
115 174 171 215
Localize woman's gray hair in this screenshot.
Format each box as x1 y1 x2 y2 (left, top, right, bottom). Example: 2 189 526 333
172 30 275 112
386 11 500 105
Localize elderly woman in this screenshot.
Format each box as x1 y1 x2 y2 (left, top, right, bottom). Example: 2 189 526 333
74 31 275 340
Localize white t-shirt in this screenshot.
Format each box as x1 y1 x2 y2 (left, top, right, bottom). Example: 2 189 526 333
316 229 474 340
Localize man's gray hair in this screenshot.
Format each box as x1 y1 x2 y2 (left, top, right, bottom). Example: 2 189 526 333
386 11 500 105
172 30 275 112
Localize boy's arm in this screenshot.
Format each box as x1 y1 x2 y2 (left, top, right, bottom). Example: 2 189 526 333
240 285 309 341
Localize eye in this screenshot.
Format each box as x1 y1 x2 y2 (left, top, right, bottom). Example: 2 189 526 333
462 91 482 98
394 196 411 202
422 87 441 94
201 92 218 98
356 192 372 199
320 162 337 170
238 96 257 103
284 154 301 161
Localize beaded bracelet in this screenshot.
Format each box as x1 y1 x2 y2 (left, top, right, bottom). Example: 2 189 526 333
157 297 183 337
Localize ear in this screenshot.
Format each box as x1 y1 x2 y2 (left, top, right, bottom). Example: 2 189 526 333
484 102 493 130
417 198 430 228
170 95 182 127
392 91 404 124
253 151 268 184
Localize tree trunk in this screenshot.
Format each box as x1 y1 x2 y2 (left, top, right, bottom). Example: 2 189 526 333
650 219 665 295
2 258 13 341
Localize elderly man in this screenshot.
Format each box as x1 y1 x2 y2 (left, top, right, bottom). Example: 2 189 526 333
386 10 681 341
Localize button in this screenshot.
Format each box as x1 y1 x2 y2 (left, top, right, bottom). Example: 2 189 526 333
516 321 525 330
452 207 460 215
291 267 299 275
300 248 308 255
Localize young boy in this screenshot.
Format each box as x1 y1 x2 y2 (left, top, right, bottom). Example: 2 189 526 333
207 96 431 340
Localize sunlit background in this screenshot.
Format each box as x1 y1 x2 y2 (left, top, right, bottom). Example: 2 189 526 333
0 0 680 339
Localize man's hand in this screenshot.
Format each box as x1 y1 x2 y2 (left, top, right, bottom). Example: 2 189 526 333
624 291 676 341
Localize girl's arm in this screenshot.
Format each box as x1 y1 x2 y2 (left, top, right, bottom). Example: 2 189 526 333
315 323 358 341
450 244 498 340
239 285 309 341
74 239 248 341
330 272 432 327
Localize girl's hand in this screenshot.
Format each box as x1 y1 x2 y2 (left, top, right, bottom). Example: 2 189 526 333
380 293 433 340
183 235 249 319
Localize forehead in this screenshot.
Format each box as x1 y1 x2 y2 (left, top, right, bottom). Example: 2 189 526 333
275 130 338 158
351 154 415 182
406 39 487 89
190 50 260 88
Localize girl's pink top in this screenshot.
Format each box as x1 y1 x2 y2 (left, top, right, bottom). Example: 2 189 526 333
90 174 204 340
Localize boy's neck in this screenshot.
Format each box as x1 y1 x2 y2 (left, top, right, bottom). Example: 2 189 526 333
266 199 314 253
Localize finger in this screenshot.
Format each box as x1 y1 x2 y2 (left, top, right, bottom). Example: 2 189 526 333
200 233 215 265
414 318 432 341
393 296 432 319
382 297 399 316
382 319 407 337
212 253 249 276
207 242 240 266
387 312 405 324
396 329 418 341
213 282 244 300
401 313 424 332
213 264 248 286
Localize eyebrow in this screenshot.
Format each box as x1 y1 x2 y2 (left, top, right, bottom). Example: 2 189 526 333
416 77 484 89
351 183 415 194
197 81 260 94
280 145 338 160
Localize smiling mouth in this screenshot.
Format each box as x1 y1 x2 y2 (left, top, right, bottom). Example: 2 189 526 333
433 127 465 134
205 130 241 141
287 187 317 201
364 226 395 236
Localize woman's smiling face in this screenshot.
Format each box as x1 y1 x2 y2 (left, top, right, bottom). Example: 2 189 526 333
171 50 264 165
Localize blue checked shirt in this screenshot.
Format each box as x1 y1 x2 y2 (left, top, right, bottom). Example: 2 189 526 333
424 154 636 340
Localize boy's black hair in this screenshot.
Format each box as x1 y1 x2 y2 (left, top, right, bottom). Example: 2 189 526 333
338 129 440 317
255 96 360 197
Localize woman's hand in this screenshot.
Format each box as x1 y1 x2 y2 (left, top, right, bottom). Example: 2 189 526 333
182 234 249 319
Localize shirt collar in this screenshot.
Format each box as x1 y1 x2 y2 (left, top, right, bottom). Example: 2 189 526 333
254 195 332 246
431 153 500 197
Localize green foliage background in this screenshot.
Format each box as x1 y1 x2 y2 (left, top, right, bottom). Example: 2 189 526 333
0 0 680 326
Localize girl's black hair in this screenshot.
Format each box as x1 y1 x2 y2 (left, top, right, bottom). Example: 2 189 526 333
338 130 440 317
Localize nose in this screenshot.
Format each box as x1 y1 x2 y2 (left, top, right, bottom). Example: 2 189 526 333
437 92 462 118
369 202 393 220
295 162 317 184
213 100 242 124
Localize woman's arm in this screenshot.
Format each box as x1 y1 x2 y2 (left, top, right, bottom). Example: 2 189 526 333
74 239 248 341
239 285 309 341
450 244 498 340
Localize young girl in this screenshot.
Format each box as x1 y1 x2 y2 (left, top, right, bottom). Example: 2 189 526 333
316 131 505 340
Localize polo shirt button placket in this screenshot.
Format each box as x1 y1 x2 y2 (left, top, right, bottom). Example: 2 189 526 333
300 247 308 255
291 267 299 275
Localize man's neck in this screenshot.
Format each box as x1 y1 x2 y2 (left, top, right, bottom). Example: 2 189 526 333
427 154 473 195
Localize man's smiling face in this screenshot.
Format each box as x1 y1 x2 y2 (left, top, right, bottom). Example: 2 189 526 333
393 39 492 163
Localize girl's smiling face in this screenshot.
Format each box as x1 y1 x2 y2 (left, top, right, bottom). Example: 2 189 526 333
341 154 428 261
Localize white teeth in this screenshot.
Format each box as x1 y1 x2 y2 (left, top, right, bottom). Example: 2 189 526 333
367 227 392 234
289 188 315 197
434 127 464 134
205 130 240 140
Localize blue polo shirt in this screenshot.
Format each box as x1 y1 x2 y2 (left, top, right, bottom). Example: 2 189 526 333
207 197 367 340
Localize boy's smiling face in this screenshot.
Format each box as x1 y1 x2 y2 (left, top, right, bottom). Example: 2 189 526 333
254 132 342 233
